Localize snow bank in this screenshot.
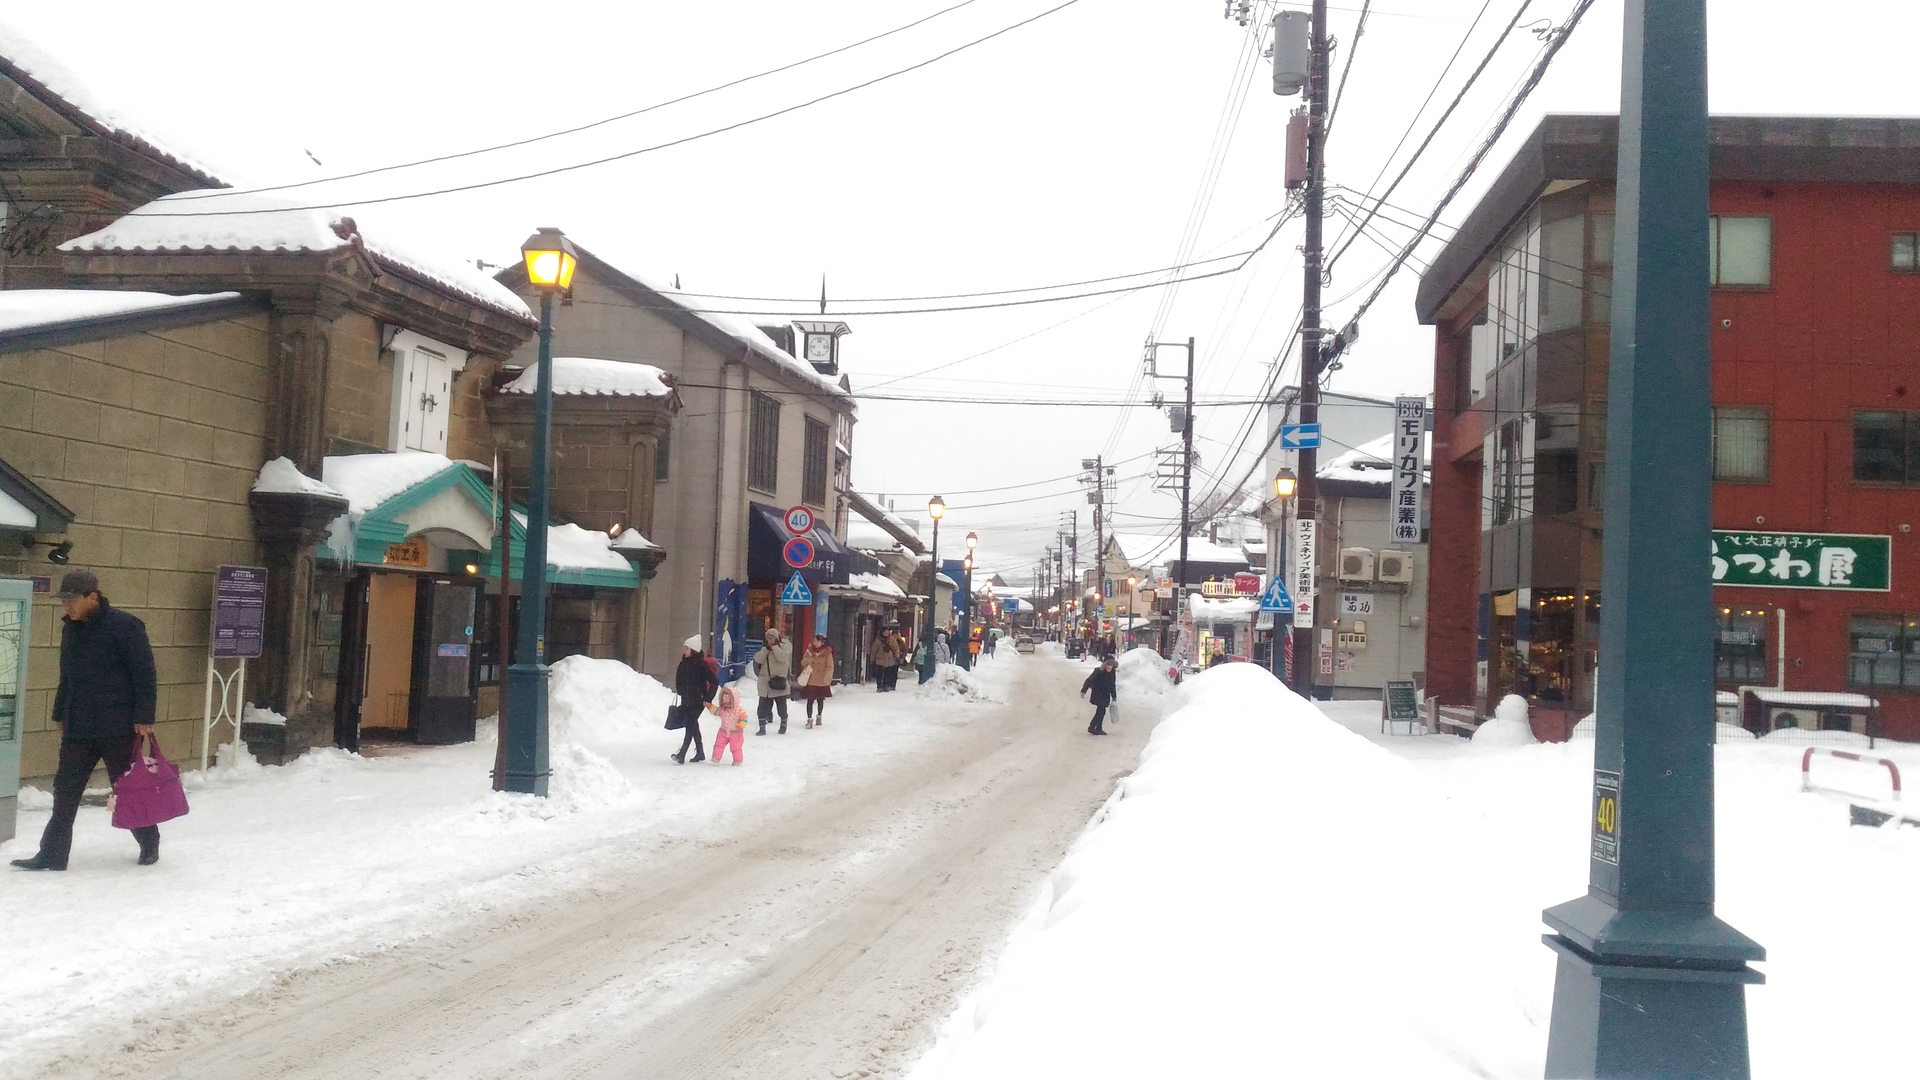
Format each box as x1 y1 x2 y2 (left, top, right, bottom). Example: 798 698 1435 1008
473 743 638 821
910 664 1478 1079
1116 647 1175 699
548 655 674 743
1470 693 1538 747
913 664 991 703
15 785 51 811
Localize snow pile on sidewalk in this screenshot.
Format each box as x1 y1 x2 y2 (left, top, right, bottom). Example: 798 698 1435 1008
1471 693 1538 747
548 654 675 742
914 663 991 703
910 664 1499 1079
1115 647 1175 699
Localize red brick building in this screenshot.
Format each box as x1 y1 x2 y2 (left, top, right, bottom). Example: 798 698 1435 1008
1417 115 1920 739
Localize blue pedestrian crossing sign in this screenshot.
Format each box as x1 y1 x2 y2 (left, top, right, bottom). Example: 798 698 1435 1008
1259 577 1294 614
779 570 814 606
1279 423 1322 449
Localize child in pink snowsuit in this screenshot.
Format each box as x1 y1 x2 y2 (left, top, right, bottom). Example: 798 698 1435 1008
710 687 748 765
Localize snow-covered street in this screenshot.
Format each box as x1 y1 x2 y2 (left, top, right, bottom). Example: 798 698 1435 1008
0 647 1159 1079
910 663 1920 1079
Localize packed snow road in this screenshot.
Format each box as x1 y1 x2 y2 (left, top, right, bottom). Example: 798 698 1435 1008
27 650 1156 1080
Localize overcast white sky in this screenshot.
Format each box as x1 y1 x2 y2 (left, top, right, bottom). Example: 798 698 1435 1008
10 0 1920 582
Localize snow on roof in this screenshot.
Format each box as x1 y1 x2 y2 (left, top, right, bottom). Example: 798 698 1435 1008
1744 689 1879 709
251 457 344 499
0 18 228 186
61 190 531 322
1189 595 1260 620
845 520 905 551
610 527 658 553
1319 432 1431 485
321 451 457 517
0 487 35 528
579 248 853 404
935 572 958 589
545 522 634 573
1173 537 1251 567
500 356 671 397
844 572 907 600
1109 533 1174 566
0 289 244 336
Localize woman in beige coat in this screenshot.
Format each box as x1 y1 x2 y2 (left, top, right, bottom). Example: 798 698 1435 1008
797 634 836 728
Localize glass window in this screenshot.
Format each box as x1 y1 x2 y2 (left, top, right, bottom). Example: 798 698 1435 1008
1590 213 1615 267
1849 613 1908 688
1715 608 1768 684
654 430 670 482
802 417 830 507
748 391 781 494
1712 407 1769 481
1894 232 1918 272
1710 216 1772 287
1539 215 1585 333
1854 411 1907 483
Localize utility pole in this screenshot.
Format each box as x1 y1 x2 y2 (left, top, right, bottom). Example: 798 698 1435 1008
1541 1 1761 1074
1294 0 1329 700
1146 337 1197 664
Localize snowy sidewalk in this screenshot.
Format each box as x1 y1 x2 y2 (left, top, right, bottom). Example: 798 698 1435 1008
0 651 1022 1076
909 666 1920 1079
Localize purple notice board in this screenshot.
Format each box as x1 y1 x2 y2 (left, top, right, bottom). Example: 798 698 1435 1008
213 565 268 659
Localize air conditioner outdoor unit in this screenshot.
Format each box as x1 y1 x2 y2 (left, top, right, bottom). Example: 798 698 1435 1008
1767 706 1869 735
1337 547 1375 581
1377 550 1414 584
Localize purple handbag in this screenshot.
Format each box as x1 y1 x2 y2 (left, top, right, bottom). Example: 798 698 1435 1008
111 734 190 830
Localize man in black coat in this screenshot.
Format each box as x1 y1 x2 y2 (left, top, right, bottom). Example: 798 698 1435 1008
13 571 162 871
1080 657 1118 736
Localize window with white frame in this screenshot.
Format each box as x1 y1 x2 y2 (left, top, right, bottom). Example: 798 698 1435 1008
387 331 468 454
1712 407 1770 482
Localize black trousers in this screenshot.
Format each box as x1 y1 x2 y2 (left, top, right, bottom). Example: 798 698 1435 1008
756 695 789 731
879 665 899 691
39 735 159 866
676 713 705 760
1088 704 1108 733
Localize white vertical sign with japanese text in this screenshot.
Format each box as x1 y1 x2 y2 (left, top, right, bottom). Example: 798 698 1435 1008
1293 518 1316 622
1391 396 1426 545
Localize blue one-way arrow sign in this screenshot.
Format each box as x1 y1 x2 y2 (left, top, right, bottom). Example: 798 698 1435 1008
1279 423 1321 449
1259 577 1294 614
779 570 814 606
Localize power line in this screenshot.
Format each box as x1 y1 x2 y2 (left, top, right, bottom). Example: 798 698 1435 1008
1323 0 1532 277
130 0 1090 217
163 0 990 204
1329 0 1599 338
1322 0 1371 141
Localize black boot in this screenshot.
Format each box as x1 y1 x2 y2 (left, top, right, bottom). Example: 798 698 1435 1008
10 853 65 871
137 836 159 866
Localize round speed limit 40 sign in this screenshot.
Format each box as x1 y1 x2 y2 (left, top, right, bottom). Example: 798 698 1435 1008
784 505 815 535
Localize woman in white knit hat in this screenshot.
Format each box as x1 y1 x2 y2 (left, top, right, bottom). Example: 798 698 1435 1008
670 635 718 763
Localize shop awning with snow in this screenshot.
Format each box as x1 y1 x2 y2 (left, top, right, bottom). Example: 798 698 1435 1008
747 502 852 586
294 452 644 588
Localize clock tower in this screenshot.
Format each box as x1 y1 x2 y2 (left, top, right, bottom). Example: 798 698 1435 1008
792 320 850 376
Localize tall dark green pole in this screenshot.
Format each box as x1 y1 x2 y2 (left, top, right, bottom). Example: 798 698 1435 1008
919 511 941 684
1541 2 1762 1075
501 290 554 796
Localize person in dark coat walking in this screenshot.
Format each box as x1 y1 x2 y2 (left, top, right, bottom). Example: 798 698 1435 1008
1080 656 1118 736
13 571 161 871
671 635 719 764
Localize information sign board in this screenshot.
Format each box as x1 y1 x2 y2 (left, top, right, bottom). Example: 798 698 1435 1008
1293 519 1317 622
1391 397 1426 544
779 571 814 606
212 565 267 659
1384 680 1420 722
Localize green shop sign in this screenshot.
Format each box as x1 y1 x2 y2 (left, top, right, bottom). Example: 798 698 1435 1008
1711 530 1891 591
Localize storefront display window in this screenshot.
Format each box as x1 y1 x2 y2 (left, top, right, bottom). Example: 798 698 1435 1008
1714 608 1768 684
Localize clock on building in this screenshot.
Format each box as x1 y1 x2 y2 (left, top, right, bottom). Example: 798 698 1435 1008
805 333 833 364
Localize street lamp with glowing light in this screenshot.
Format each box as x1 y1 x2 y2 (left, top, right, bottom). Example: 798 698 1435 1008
500 226 580 796
1274 468 1298 500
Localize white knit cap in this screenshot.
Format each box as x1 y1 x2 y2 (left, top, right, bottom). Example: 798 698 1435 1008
684 635 702 650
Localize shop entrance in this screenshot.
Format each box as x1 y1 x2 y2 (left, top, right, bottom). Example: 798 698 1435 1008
334 570 481 751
